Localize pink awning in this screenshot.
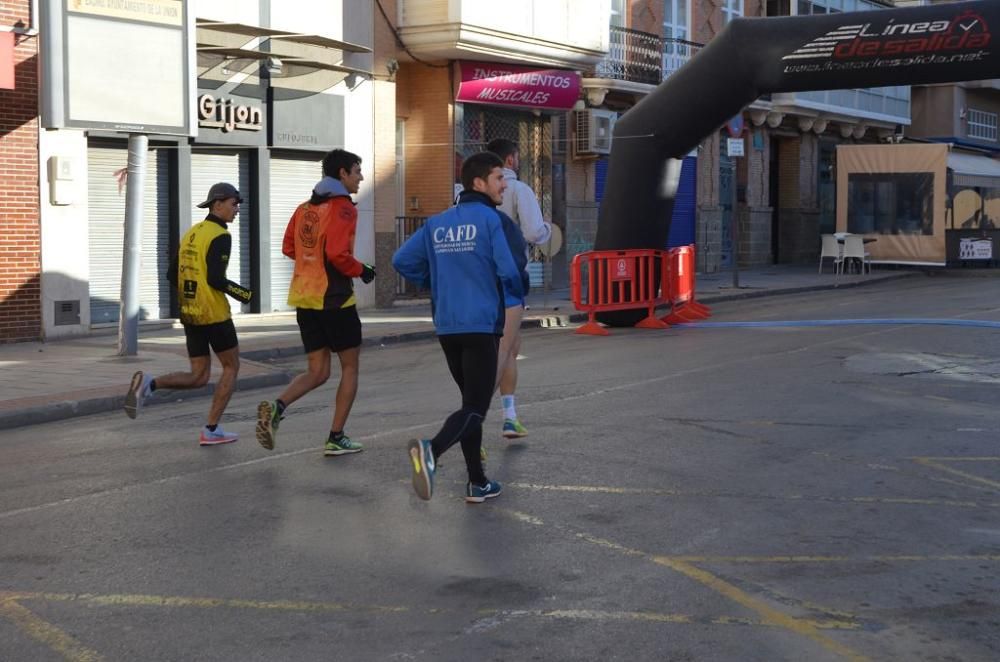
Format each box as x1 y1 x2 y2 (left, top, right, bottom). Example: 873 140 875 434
456 61 580 111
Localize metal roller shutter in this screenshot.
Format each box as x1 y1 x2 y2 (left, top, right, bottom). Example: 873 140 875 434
268 153 322 312
595 156 608 203
88 144 171 324
667 156 697 248
190 151 251 315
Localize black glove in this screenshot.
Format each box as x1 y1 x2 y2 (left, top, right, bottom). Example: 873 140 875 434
361 264 376 284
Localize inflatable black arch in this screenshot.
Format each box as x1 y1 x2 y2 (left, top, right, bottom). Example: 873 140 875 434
595 0 999 322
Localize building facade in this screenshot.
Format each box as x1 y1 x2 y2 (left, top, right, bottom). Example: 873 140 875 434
35 0 381 341
580 0 908 275
0 0 40 342
390 0 610 293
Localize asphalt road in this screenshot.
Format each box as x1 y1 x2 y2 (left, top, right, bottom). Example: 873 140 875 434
2 273 999 662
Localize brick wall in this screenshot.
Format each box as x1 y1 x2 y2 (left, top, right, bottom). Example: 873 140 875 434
396 62 454 217
0 1 41 342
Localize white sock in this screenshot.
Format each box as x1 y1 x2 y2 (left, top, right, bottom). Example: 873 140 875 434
501 395 516 420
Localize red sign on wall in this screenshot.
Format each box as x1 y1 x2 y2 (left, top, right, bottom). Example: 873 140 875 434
0 33 14 90
456 61 581 111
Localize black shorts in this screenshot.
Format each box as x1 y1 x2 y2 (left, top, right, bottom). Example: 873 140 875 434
184 319 238 358
297 306 362 354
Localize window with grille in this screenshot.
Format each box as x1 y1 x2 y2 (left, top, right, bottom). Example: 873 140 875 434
456 106 553 219
967 108 998 142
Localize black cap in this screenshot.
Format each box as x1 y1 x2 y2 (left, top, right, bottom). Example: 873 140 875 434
196 182 242 208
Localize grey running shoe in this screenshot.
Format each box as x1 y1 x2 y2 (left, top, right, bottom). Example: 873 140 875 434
124 370 150 419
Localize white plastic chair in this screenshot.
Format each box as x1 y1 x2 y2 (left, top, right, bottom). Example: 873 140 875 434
819 234 843 274
841 235 870 274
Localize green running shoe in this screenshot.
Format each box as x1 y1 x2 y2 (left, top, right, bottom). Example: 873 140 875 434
502 418 528 438
324 434 363 456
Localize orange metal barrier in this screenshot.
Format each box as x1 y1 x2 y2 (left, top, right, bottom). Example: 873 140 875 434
570 244 711 336
570 249 668 335
661 245 711 324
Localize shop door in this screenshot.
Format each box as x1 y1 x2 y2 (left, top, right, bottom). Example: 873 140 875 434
190 151 251 315
818 143 836 235
268 152 322 312
87 144 171 324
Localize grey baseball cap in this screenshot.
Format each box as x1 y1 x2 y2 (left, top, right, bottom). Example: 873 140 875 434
196 182 242 208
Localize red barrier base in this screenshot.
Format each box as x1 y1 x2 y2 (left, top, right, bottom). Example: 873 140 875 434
576 320 610 336
661 304 706 324
635 315 669 329
688 302 712 315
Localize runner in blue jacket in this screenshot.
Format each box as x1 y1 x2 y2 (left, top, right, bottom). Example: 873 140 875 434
393 151 526 503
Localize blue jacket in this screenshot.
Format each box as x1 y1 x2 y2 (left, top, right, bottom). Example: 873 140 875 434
393 191 527 335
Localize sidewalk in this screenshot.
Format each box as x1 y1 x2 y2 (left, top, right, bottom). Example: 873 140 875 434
0 265 915 430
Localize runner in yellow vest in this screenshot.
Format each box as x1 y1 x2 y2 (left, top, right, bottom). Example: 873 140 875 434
123 182 252 446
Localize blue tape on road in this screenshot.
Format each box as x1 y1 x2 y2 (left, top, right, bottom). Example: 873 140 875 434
679 319 1000 329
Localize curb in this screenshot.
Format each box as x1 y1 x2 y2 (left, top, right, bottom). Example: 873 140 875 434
694 272 917 305
0 370 292 432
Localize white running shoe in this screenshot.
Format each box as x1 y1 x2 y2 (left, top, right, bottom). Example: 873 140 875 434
199 426 238 446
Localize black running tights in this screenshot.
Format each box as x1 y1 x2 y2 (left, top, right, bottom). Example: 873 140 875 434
430 333 499 486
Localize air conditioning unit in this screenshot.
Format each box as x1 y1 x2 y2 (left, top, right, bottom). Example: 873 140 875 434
574 109 617 156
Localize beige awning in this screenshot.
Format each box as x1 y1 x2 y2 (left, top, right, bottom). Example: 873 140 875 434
196 19 371 54
195 17 371 80
947 151 1000 189
836 143 948 265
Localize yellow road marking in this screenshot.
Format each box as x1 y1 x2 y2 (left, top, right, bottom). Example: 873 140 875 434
667 554 1000 564
0 591 857 631
28 592 405 614
918 457 1000 462
506 481 1000 509
653 557 869 662
0 597 105 662
912 457 1000 491
504 608 857 630
554 527 868 662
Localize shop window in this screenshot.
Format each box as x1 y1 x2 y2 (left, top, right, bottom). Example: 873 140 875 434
967 108 998 142
848 173 933 236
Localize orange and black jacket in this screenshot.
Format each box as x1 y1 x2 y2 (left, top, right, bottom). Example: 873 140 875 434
283 181 364 310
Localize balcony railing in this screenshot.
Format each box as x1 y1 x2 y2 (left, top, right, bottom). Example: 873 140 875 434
592 26 663 85
662 38 702 80
590 27 703 85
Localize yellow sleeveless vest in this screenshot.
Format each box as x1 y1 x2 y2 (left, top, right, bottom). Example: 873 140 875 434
178 220 232 325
